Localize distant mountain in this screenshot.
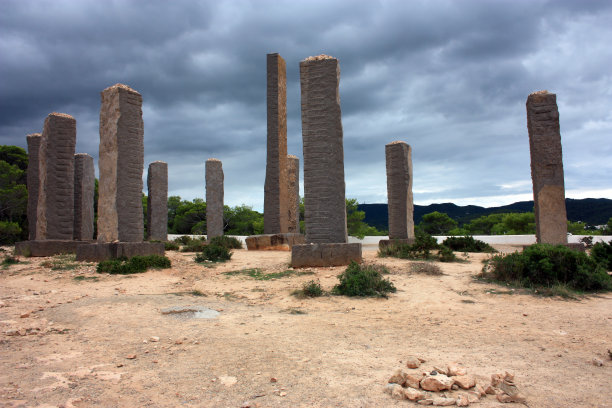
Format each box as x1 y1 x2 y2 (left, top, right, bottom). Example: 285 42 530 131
358 198 612 230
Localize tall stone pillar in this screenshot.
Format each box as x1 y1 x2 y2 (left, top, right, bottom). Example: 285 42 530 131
526 91 568 245
26 133 42 240
287 155 300 233
147 161 168 241
36 113 76 240
385 141 414 241
291 55 361 267
264 53 289 234
97 84 144 243
206 158 224 239
299 55 348 244
73 153 95 241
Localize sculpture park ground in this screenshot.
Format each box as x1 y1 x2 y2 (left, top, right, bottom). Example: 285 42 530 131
1 243 610 407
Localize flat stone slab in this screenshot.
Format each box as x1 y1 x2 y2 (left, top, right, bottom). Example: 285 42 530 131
14 240 93 257
378 238 415 248
76 242 165 262
246 233 305 251
291 243 362 268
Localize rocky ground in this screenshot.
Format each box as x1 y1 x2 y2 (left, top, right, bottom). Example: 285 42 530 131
0 244 611 407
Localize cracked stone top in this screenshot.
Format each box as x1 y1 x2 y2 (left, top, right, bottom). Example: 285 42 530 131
287 154 298 159
206 158 221 162
48 112 75 119
387 140 408 146
529 90 550 96
103 83 140 94
303 54 335 62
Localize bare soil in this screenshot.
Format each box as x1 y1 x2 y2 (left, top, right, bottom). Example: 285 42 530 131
1 245 610 408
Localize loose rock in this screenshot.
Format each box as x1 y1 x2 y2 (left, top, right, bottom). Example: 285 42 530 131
406 355 422 369
404 387 426 401
388 369 407 385
385 383 403 395
418 399 434 405
405 372 424 389
432 397 456 406
456 393 470 406
421 373 454 392
447 363 467 376
453 375 476 389
391 385 406 400
592 357 604 367
467 391 480 403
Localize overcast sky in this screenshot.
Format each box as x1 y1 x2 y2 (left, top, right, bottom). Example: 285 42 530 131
1 0 611 211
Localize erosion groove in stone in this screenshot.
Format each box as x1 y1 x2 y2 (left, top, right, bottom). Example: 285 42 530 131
73 153 95 240
147 161 168 241
287 155 300 233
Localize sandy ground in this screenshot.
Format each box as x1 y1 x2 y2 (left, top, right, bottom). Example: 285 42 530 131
0 244 611 408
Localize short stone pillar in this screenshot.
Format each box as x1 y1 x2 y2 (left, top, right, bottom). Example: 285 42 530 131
26 133 42 240
526 91 568 245
147 161 168 241
380 141 414 247
97 84 144 243
291 55 361 267
73 153 95 241
206 158 224 239
264 53 289 234
36 113 76 240
287 154 300 233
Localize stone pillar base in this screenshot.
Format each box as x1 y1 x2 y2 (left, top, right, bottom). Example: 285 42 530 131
291 243 362 268
378 238 415 249
246 233 305 251
76 242 165 262
14 240 94 257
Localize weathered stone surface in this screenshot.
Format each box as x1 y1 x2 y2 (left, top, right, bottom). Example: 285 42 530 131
454 375 476 389
15 240 90 257
76 242 164 262
456 393 470 406
74 153 95 240
447 363 467 377
420 373 454 392
245 233 305 251
26 133 42 240
299 55 347 244
432 397 455 406
206 158 224 239
264 53 289 234
287 155 300 233
527 91 567 245
386 141 414 240
404 387 426 401
388 369 407 385
98 84 144 242
405 373 424 389
406 355 421 369
146 161 168 241
36 113 76 240
291 243 362 268
384 383 403 395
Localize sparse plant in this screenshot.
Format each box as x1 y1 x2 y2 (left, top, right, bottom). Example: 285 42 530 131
97 255 171 275
292 280 324 298
332 261 396 298
1 255 19 266
411 262 443 275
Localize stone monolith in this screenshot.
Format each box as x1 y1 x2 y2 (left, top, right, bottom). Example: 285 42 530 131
206 158 224 239
147 161 168 241
299 55 348 243
385 141 414 241
526 91 568 245
264 53 289 234
287 154 300 233
97 84 144 243
36 113 76 240
73 153 95 240
26 133 41 240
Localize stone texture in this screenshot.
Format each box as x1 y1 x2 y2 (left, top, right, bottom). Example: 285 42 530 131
420 373 454 392
388 369 407 385
206 158 224 239
447 363 467 377
76 242 164 262
299 55 347 244
404 387 426 401
405 373 424 389
432 397 455 406
245 233 305 251
287 155 300 233
73 153 95 240
386 141 414 240
454 375 476 389
97 84 144 242
15 240 90 257
26 133 41 240
264 53 289 234
405 355 422 369
36 113 76 240
291 243 362 268
527 91 568 245
146 161 168 241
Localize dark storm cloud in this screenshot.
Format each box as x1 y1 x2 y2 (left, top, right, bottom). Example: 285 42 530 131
1 0 611 210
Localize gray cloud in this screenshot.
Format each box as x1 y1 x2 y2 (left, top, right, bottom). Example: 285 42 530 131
1 0 611 211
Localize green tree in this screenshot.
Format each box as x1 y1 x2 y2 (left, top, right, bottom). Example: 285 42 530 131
0 145 28 242
490 212 535 235
345 198 384 239
224 204 264 235
464 213 504 235
171 198 207 234
419 211 458 235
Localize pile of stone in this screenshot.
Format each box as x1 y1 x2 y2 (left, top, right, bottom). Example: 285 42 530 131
384 356 526 406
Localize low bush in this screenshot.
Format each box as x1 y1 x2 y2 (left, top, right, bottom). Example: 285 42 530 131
209 235 242 249
442 236 496 253
1 255 19 266
0 221 22 245
332 261 396 298
480 244 611 292
411 262 443 275
379 231 458 262
97 255 171 274
195 244 232 263
174 235 194 245
180 237 207 252
164 241 180 251
437 246 457 262
590 240 612 270
293 280 324 298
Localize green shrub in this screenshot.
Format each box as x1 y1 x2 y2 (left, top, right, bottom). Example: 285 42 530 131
180 237 207 252
332 261 396 298
590 240 612 270
481 244 611 292
1 255 19 266
379 232 458 262
437 246 457 262
164 241 180 251
293 280 324 298
209 235 242 249
195 244 232 263
0 221 22 245
442 236 496 253
97 255 171 274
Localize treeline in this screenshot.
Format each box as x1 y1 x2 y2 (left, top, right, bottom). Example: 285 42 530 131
0 146 28 243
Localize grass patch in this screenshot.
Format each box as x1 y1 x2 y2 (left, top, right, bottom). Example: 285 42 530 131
189 289 206 296
195 244 232 263
97 255 171 275
442 236 497 253
332 261 396 298
42 254 80 271
292 280 325 298
73 275 99 282
1 255 19 269
224 268 314 280
411 262 443 275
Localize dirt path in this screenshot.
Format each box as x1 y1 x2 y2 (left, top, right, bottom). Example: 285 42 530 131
1 246 610 407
